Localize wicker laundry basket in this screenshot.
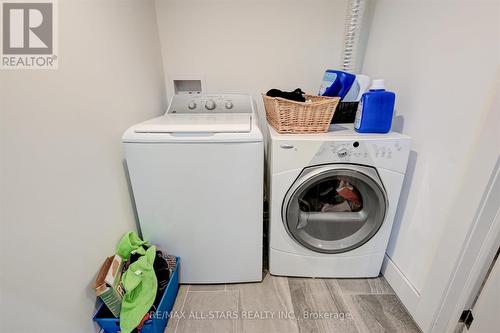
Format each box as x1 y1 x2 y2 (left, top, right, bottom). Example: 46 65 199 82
262 94 340 134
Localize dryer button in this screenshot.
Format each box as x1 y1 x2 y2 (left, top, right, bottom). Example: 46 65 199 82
337 148 349 158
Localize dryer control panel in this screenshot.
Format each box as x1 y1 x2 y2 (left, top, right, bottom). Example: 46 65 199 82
322 141 405 160
269 123 411 174
311 139 410 172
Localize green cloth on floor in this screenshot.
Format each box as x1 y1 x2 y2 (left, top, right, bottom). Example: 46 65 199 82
116 231 148 260
120 245 158 333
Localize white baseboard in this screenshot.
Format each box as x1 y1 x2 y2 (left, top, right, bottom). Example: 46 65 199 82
382 254 421 314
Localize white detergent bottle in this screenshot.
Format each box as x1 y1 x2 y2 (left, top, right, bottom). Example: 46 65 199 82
343 74 371 102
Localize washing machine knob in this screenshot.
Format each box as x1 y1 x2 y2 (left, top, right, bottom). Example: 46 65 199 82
225 101 233 109
337 148 349 158
205 99 216 110
188 101 197 110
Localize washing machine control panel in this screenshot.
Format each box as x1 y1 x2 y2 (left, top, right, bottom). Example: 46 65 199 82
167 94 252 114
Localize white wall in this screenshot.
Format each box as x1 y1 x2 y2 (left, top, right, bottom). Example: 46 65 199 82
0 1 166 332
468 246 500 333
362 0 499 329
155 0 347 108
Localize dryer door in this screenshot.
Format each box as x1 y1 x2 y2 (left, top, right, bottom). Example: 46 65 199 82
283 164 387 254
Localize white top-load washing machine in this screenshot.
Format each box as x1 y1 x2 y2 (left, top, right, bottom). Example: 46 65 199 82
268 124 410 278
123 94 263 284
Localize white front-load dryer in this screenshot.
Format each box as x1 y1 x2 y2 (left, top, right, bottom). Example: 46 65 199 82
268 124 410 277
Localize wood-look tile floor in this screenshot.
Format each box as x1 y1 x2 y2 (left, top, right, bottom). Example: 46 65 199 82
165 271 422 333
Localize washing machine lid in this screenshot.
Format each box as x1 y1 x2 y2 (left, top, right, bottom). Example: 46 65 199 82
132 114 251 134
123 93 263 143
282 164 387 254
122 115 262 143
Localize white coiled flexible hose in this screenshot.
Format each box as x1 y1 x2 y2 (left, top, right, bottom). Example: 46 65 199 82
341 0 372 73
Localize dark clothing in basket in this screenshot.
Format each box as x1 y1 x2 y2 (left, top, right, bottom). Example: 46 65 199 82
266 88 306 102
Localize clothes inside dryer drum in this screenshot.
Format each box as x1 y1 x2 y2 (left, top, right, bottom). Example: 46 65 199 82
284 165 387 254
300 178 363 213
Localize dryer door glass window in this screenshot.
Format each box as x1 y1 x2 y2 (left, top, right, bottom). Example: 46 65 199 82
284 166 387 254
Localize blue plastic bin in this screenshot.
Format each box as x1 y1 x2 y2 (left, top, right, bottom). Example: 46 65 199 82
93 257 180 333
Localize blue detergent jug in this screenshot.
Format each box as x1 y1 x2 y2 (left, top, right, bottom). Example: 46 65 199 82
354 79 395 133
319 70 356 99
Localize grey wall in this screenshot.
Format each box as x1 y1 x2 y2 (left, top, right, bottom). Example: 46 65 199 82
361 0 499 329
155 0 348 108
0 1 166 331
